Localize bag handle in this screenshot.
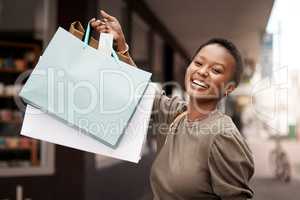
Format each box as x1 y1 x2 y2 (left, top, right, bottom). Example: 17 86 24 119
82 22 92 45
82 22 119 62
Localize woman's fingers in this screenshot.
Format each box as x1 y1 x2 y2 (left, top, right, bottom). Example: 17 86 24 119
90 18 96 23
91 19 110 33
90 18 98 28
90 21 98 28
96 25 109 33
100 10 116 22
91 19 102 27
91 11 122 40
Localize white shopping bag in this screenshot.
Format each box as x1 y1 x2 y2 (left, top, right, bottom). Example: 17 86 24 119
20 30 156 163
21 83 155 163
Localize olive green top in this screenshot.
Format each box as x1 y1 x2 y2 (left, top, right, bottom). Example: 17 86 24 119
150 91 254 200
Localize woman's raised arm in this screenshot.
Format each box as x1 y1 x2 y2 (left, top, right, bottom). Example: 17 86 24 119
90 10 136 66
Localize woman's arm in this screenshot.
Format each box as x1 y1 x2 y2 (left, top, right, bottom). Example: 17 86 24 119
90 10 136 66
208 131 254 200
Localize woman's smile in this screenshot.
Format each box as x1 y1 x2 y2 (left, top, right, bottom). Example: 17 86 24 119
191 78 209 90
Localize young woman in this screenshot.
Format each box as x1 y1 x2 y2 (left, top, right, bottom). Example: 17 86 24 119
91 10 254 200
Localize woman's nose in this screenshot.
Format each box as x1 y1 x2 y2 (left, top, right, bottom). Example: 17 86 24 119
197 66 209 77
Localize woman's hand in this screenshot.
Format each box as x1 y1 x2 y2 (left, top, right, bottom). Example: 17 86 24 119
90 10 127 52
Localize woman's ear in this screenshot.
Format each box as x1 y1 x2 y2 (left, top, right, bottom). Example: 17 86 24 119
225 81 236 96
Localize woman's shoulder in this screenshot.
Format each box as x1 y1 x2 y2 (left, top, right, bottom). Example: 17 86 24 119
209 110 240 135
203 111 252 153
208 111 254 163
192 110 237 137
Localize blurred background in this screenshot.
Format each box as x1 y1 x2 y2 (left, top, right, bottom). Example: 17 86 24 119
0 0 300 199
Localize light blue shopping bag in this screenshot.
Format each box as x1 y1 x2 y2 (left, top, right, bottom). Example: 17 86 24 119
19 23 152 148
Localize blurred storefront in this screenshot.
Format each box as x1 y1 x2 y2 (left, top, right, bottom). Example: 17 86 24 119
3 0 300 200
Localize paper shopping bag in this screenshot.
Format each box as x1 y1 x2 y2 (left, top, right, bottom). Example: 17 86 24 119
69 21 135 65
21 83 156 163
19 25 152 148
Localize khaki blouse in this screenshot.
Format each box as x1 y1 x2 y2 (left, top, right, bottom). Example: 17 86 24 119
150 91 254 200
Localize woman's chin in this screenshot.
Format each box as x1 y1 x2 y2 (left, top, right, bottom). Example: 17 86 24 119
187 88 219 101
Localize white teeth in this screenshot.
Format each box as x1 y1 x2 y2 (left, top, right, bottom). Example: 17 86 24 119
192 80 208 88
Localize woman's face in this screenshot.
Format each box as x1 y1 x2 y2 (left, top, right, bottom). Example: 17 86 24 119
185 44 236 100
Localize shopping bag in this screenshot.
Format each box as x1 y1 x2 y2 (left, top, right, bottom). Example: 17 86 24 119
69 21 98 49
19 23 152 148
21 83 156 163
69 21 135 65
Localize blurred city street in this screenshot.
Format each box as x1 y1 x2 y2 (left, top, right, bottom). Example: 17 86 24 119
248 139 300 200
251 178 300 200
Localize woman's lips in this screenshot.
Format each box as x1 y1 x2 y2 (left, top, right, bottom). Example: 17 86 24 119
191 79 209 90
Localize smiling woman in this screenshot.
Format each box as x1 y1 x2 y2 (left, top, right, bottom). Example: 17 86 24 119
185 38 243 120
91 10 254 200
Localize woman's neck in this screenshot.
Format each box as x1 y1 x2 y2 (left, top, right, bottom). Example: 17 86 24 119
187 97 218 122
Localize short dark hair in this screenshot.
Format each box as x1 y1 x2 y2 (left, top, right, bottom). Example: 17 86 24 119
192 38 243 86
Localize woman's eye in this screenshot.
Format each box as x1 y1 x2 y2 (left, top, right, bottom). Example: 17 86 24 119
195 61 203 67
212 68 222 74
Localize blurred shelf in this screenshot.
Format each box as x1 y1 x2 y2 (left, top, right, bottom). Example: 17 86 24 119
0 119 22 124
0 68 26 73
0 131 23 137
0 149 31 161
0 40 41 49
0 38 42 169
0 95 19 98
0 148 31 152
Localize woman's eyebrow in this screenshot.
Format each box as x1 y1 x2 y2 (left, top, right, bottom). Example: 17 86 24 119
198 56 206 61
197 55 226 69
202 56 225 68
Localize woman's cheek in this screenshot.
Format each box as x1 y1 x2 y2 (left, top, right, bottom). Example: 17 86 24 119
184 68 192 88
210 77 227 98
